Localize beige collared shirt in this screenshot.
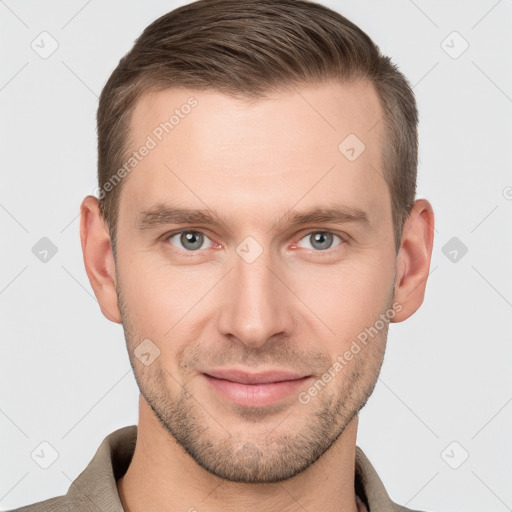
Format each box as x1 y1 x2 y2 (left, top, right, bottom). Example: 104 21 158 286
8 425 427 511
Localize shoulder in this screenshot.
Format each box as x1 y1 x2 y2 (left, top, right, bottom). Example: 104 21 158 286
5 425 137 512
5 491 97 511
355 445 435 512
5 495 72 512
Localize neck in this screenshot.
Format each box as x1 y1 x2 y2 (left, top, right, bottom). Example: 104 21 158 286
117 395 360 512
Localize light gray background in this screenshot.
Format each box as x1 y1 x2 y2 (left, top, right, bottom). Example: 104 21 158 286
1 1 511 510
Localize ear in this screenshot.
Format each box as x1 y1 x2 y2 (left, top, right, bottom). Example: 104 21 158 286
79 195 121 323
392 198 435 322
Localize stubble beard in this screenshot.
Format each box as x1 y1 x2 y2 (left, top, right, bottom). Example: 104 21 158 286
117 283 390 483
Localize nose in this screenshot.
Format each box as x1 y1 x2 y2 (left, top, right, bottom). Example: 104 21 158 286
216 245 295 349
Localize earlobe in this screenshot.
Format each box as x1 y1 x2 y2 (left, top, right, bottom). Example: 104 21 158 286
391 199 435 323
79 195 122 324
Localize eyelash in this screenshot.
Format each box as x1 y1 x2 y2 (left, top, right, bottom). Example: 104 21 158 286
161 229 346 256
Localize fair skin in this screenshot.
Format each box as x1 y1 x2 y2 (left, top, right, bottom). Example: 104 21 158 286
80 80 434 512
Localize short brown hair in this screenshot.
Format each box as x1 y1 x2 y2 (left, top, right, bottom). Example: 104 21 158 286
97 0 418 256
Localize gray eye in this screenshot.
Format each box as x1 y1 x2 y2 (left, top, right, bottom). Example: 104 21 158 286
297 232 341 251
169 231 212 251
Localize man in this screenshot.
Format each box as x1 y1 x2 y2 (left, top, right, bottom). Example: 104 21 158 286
10 0 434 510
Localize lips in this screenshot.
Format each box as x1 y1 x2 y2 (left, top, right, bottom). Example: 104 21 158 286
204 368 308 385
202 368 313 408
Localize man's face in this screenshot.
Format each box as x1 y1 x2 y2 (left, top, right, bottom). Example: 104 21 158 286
114 81 398 483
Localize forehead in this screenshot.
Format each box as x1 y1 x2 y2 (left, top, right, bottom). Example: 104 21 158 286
119 80 389 230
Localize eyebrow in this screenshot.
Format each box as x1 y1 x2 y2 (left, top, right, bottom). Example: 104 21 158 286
135 203 370 233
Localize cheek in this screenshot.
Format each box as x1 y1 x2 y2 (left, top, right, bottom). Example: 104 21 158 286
116 248 219 345
293 258 394 344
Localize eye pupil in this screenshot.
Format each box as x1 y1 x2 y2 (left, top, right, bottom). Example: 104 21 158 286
311 232 333 250
181 232 203 250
